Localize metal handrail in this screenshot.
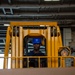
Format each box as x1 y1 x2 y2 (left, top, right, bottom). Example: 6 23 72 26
1 56 75 68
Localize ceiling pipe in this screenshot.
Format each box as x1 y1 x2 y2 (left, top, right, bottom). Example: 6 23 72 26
0 4 75 8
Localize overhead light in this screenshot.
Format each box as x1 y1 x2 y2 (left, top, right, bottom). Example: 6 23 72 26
4 24 10 26
44 0 60 1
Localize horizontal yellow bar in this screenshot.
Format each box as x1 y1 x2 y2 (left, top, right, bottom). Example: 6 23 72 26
10 21 57 26
28 33 41 36
1 56 75 58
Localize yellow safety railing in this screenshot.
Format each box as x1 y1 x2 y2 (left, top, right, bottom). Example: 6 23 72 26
0 56 75 69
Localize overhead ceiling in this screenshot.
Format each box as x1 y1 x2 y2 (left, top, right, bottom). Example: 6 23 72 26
0 0 75 27
0 0 75 53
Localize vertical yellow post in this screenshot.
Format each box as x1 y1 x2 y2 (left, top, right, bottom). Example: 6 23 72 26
62 58 66 67
11 27 16 69
15 27 19 68
57 26 63 67
4 26 11 69
55 37 58 67
51 27 55 68
47 26 51 68
57 26 62 47
55 27 58 67
74 57 75 67
19 27 23 68
15 36 19 68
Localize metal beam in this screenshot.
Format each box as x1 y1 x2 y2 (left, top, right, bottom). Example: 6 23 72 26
0 20 74 23
2 8 13 15
2 8 6 15
0 20 75 27
0 20 74 22
0 34 6 37
0 4 75 9
10 8 13 14
0 13 75 17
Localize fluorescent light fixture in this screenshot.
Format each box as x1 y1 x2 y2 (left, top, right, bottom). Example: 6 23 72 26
4 24 10 26
44 0 60 1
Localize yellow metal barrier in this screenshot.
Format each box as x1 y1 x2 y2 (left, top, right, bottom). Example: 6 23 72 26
0 56 75 69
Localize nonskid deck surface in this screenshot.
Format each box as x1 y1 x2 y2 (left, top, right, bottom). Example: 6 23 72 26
0 68 75 75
